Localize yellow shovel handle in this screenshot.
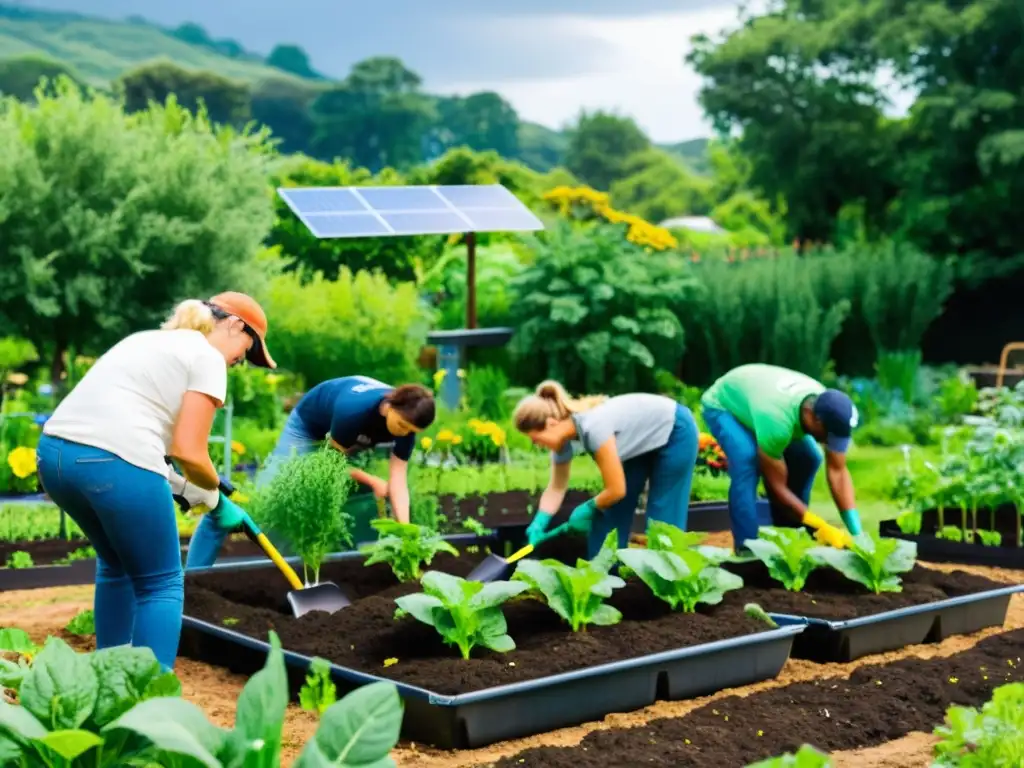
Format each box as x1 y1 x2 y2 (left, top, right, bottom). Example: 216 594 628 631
255 532 304 591
506 544 534 565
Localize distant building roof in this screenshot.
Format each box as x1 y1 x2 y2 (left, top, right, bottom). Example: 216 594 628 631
658 215 726 234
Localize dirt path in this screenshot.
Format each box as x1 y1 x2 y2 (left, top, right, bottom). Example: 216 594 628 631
1 556 1021 767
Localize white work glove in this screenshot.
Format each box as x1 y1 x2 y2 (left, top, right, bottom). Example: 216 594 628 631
167 467 219 511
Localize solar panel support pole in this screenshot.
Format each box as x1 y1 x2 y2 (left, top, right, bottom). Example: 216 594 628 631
466 232 477 330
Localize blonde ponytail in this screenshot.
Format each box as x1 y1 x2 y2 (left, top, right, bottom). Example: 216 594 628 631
161 299 217 335
513 379 607 433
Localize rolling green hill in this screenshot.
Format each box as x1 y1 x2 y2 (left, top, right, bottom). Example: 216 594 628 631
0 5 304 85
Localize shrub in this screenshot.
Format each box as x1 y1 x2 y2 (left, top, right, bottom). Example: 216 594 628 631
251 446 355 584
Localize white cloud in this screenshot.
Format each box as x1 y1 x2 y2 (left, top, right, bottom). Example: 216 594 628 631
431 6 743 143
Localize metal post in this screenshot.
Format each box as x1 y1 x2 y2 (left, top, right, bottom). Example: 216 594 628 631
466 232 477 330
437 344 461 411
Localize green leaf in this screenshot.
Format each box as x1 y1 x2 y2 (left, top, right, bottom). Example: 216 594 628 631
746 527 821 591
392 594 443 627
0 629 36 654
231 631 288 765
87 645 176 729
0 699 48 741
617 547 743 612
810 532 916 594
103 697 224 767
469 581 529 611
295 681 402 767
0 657 28 692
0 732 22 764
35 729 103 760
20 636 98 730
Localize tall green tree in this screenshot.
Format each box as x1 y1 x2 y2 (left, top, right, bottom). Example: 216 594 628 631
609 149 713 223
0 55 82 102
118 59 252 127
0 78 276 385
310 57 435 170
564 111 651 192
432 91 520 158
266 45 320 79
251 77 318 154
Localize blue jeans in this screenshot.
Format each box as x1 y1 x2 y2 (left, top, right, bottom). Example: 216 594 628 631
35 435 183 671
703 407 822 552
186 408 320 569
588 403 699 558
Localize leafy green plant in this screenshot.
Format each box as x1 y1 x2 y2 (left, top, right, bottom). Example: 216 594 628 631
460 518 493 537
409 493 444 531
896 510 923 535
298 657 337 717
251 446 355 585
746 744 833 766
394 571 527 660
617 525 744 612
53 547 96 566
937 525 964 542
810 532 917 594
513 530 625 631
976 529 1002 547
0 631 404 767
4 551 33 569
743 527 822 591
63 610 94 637
361 519 459 582
932 681 1024 766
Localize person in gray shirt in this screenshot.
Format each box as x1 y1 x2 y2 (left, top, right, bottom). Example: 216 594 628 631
512 380 699 557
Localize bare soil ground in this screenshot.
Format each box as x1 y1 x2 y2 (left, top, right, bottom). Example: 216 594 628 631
2 535 1020 767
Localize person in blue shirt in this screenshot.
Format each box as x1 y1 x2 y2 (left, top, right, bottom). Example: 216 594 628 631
185 375 435 568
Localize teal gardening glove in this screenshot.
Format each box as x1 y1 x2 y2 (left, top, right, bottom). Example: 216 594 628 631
526 511 554 547
840 508 863 536
210 493 248 532
566 498 599 535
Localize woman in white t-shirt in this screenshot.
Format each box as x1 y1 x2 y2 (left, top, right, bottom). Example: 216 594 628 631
36 292 275 671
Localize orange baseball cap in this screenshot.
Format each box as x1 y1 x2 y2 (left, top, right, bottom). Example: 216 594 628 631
208 291 277 370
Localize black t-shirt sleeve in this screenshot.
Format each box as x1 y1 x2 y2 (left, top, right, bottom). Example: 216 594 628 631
392 433 414 462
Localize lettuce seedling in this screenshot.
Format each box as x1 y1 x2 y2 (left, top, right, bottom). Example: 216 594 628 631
512 530 626 632
932 681 1024 766
361 519 460 582
645 520 735 564
617 545 743 612
744 527 822 591
746 744 834 766
394 571 527 659
298 657 337 717
809 531 917 594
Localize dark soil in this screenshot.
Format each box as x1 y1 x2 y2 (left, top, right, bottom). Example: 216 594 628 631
183 535 771 695
487 627 1024 767
725 559 1005 621
0 535 266 567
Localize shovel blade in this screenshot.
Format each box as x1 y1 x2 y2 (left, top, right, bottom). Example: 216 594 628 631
466 553 513 583
288 582 351 617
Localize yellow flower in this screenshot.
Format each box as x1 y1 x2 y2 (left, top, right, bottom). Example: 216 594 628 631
420 436 434 451
231 441 246 456
451 435 463 445
490 428 507 447
468 418 485 430
7 446 37 479
436 429 456 443
432 369 447 388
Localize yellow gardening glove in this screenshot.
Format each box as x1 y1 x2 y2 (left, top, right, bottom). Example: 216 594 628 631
803 511 852 549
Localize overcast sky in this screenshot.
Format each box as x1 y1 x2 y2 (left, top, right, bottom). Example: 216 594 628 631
21 0 754 142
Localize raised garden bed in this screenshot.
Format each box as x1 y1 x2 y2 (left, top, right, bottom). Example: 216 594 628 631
487 625 1024 767
726 558 1022 661
880 514 1024 568
179 535 805 748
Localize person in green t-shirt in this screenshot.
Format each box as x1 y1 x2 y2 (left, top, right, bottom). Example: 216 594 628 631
700 363 862 553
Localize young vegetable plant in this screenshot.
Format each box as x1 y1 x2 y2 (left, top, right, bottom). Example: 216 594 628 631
361 519 460 582
746 744 833 766
743 527 822 591
512 530 625 632
617 522 744 612
298 657 337 717
393 571 527 660
932 681 1024 766
0 631 404 767
810 531 917 594
250 446 355 586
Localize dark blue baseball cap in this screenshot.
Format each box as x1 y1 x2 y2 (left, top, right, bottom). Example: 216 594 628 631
813 389 858 453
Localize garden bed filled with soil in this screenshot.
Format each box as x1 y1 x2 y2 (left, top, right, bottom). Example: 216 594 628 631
182 536 777 695
488 626 1024 767
880 515 1024 569
0 534 266 568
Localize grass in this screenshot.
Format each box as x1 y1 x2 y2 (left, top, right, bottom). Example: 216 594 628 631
0 12 310 86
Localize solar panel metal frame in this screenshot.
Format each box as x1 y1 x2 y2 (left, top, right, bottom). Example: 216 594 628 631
276 184 545 239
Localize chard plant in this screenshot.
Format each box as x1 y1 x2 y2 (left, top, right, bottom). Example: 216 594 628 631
932 681 1024 766
393 571 527 660
512 530 625 632
617 521 743 611
743 527 822 591
250 446 355 586
0 630 403 767
810 531 917 594
361 519 459 582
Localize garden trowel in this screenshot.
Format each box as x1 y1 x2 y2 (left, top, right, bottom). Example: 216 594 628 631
467 523 572 583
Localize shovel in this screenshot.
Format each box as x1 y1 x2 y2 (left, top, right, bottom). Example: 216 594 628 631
467 522 571 583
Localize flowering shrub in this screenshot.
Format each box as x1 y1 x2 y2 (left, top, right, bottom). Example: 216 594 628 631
697 432 728 475
1 445 39 494
542 186 679 251
461 418 507 464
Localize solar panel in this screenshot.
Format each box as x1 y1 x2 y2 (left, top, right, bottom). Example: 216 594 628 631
277 184 544 239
